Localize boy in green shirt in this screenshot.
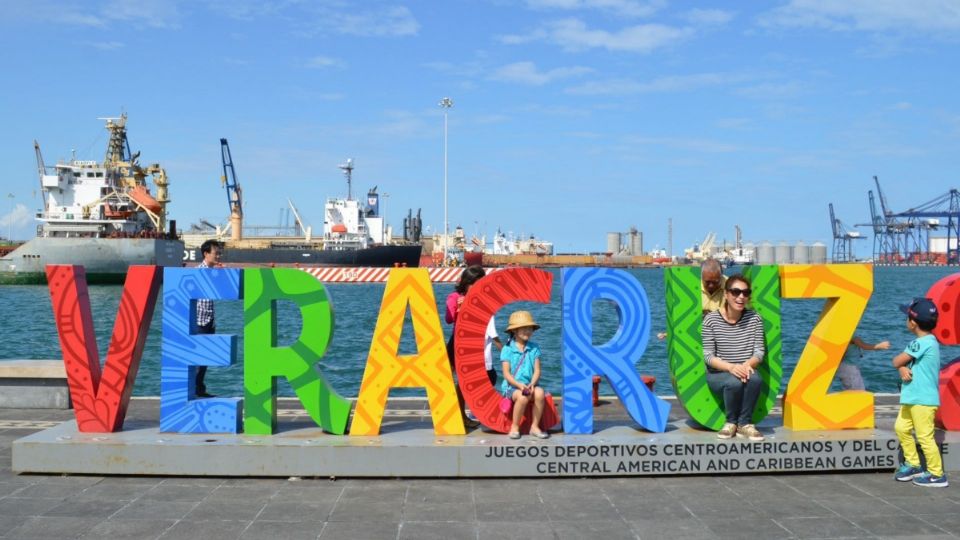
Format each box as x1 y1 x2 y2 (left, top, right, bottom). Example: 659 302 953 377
892 298 946 487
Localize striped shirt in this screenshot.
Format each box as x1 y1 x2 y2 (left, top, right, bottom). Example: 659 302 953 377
196 260 215 328
702 309 765 368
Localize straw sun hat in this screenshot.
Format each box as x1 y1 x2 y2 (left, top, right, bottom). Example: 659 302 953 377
505 310 540 332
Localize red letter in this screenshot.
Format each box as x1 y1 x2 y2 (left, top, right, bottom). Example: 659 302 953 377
454 268 560 434
47 265 161 432
928 273 960 429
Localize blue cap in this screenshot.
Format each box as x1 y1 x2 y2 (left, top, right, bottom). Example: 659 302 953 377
899 298 939 326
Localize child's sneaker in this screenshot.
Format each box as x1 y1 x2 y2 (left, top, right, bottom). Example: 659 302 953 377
893 463 924 482
912 472 949 488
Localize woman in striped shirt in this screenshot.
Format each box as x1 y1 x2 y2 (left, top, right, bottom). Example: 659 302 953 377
701 274 766 441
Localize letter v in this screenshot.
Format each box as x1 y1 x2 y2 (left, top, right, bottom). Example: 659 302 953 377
46 265 161 432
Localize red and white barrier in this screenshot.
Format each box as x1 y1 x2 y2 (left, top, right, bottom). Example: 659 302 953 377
301 267 503 283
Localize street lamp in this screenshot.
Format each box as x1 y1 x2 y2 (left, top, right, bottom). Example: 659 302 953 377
5 194 13 241
439 97 453 264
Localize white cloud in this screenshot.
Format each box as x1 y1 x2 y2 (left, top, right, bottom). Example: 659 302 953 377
491 61 592 85
89 41 125 50
101 0 182 29
759 0 960 33
566 72 739 95
207 2 419 37
683 8 734 26
9 0 181 28
305 56 342 69
319 6 420 37
524 0 664 18
501 18 693 53
0 204 33 232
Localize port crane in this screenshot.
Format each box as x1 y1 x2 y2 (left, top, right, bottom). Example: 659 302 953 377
828 203 863 262
893 188 960 264
857 176 960 264
857 176 913 263
220 138 243 241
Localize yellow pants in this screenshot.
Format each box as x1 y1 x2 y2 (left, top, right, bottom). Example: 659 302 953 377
895 404 943 477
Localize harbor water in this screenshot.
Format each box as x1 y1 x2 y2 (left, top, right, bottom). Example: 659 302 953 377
0 266 956 398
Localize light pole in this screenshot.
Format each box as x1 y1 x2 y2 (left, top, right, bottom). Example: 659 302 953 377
439 97 453 264
5 194 13 241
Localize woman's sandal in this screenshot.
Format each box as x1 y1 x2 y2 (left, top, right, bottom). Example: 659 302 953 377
530 430 550 439
508 432 521 439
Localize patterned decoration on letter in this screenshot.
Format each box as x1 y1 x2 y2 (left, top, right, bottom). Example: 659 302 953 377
244 269 351 435
46 265 161 432
454 268 560 434
926 272 960 429
351 268 464 436
926 272 960 345
160 267 242 433
741 265 784 425
664 265 782 430
561 268 669 433
781 264 873 430
937 358 960 430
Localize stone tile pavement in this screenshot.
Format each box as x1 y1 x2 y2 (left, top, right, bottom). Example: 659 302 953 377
0 396 957 539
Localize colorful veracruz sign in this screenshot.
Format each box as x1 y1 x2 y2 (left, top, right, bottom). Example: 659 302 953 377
44 264 960 436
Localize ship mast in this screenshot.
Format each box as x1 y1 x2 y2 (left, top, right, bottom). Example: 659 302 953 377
101 114 130 167
338 158 354 200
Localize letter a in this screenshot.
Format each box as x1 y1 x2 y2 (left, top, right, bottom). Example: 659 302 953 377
351 269 463 435
46 265 160 432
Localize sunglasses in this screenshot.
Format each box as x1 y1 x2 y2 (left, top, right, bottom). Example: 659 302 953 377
726 287 752 297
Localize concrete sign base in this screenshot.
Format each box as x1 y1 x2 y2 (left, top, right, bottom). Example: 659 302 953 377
13 416 959 477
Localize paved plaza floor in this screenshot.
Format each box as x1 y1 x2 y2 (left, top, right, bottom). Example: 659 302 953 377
0 396 958 539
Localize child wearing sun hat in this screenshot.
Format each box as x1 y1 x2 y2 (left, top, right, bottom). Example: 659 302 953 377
500 310 549 440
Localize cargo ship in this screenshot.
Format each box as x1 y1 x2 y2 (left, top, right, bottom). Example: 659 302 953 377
0 115 184 285
183 156 422 268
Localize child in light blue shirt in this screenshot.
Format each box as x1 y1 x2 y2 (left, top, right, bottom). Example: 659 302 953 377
892 298 945 488
500 310 549 441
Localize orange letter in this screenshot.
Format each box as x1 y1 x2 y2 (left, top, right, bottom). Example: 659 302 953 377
351 269 463 435
781 264 873 430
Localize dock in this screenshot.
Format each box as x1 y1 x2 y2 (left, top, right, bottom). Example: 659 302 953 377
2 394 960 537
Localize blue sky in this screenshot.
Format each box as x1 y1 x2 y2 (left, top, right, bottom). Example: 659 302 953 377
0 0 958 256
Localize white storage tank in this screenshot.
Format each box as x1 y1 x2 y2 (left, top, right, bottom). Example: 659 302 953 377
794 241 809 264
810 242 828 264
631 232 643 257
757 242 775 265
775 242 792 264
606 232 621 254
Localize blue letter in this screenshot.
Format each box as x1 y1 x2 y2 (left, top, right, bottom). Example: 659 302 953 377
561 268 669 433
160 267 242 433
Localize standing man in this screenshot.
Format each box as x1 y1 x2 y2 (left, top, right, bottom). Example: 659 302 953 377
700 258 727 314
658 258 727 339
195 239 221 398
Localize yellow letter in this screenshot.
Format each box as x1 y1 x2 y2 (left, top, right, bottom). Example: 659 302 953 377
351 269 464 436
781 264 873 430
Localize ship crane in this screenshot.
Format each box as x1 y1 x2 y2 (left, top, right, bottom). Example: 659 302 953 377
220 138 243 241
829 203 863 262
